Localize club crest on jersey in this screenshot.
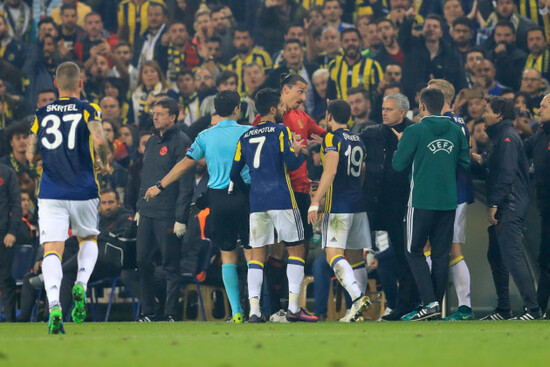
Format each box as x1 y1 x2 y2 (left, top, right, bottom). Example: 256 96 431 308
427 139 454 154
160 146 168 156
297 120 304 129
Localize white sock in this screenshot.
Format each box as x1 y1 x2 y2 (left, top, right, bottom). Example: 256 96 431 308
287 257 305 313
247 262 264 317
331 255 362 300
451 258 471 308
352 261 368 294
76 240 99 291
43 252 63 311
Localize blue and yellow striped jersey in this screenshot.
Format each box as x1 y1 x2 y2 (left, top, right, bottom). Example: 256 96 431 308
31 97 102 200
225 48 273 96
231 121 305 213
118 0 165 46
519 0 550 41
328 55 383 100
321 128 366 214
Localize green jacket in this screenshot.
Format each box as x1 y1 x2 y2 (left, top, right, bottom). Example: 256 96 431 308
392 114 470 210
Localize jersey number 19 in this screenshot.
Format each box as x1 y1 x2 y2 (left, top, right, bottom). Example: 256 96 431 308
344 145 363 177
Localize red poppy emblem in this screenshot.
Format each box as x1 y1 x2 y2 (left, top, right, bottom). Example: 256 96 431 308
160 146 168 156
504 137 511 142
0 177 3 186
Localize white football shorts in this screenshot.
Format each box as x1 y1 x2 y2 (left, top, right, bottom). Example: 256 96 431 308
321 212 371 250
249 208 304 248
38 198 100 244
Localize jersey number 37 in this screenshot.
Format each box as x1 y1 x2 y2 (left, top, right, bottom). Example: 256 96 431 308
41 113 82 150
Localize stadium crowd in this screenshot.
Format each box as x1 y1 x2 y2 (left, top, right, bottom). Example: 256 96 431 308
0 0 550 323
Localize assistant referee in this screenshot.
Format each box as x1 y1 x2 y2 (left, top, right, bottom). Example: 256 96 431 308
145 90 252 323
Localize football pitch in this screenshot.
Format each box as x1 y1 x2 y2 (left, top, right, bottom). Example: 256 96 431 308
0 322 549 366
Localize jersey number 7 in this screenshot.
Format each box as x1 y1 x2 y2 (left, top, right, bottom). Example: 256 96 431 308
250 136 266 168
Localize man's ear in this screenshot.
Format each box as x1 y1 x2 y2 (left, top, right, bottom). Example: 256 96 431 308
54 79 58 89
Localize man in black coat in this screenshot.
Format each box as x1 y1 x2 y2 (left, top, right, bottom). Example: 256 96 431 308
135 98 194 321
474 96 542 320
0 163 22 322
525 94 550 315
359 93 419 320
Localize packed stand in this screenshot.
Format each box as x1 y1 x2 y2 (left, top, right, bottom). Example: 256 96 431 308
0 0 549 323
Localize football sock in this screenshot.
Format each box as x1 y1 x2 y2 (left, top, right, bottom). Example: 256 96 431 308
222 264 243 316
76 240 99 292
352 261 368 294
248 261 264 317
287 257 305 313
43 252 63 311
450 256 471 308
330 255 361 300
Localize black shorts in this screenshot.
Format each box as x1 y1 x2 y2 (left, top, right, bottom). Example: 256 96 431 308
294 192 313 241
208 188 250 251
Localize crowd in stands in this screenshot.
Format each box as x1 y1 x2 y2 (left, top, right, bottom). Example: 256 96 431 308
1 0 550 321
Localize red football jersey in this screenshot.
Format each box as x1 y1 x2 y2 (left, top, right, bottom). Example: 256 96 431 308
253 109 326 193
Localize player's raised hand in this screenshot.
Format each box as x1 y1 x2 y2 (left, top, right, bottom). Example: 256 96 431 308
144 186 161 201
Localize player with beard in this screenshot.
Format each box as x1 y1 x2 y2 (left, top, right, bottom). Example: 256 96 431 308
253 73 326 316
328 28 383 100
231 88 316 322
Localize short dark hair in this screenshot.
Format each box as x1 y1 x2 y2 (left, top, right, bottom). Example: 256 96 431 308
255 88 281 116
420 88 445 114
486 96 515 120
84 12 102 22
234 24 251 37
114 41 131 51
215 70 238 87
340 27 360 40
6 121 29 143
60 3 77 14
425 14 443 28
526 26 545 39
38 88 57 97
347 87 369 100
327 99 351 125
176 70 194 79
286 23 304 34
205 36 221 44
38 16 56 28
280 73 307 89
452 16 472 29
153 97 179 117
100 187 120 201
323 0 342 9
466 46 485 57
284 38 302 49
494 20 515 34
214 90 241 117
375 18 395 28
148 1 167 15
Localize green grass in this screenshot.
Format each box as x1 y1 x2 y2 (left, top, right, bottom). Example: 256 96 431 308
0 321 549 366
